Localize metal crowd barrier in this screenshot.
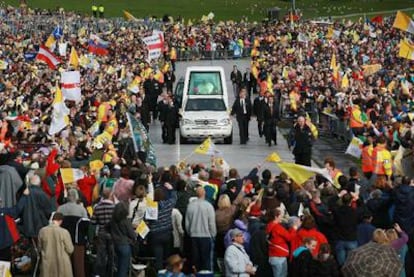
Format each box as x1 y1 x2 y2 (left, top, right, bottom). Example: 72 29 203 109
318 111 352 143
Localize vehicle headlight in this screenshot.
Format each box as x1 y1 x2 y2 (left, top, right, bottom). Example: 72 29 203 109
218 118 230 125
183 118 194 125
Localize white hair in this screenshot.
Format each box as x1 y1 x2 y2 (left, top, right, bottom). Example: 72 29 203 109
30 174 41 186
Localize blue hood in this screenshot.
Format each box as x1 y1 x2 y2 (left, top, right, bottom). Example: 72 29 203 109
293 246 309 258
234 219 248 231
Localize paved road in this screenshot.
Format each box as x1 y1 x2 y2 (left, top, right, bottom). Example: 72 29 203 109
147 59 296 175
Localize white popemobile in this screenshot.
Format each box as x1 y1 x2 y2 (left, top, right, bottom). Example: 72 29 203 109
179 66 233 144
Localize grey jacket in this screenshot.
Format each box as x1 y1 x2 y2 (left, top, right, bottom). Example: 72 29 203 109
224 243 253 277
185 198 216 238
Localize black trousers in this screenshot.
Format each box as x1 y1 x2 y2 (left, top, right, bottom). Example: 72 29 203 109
238 117 249 144
264 122 277 143
191 237 213 272
166 123 176 144
294 152 312 166
257 120 264 137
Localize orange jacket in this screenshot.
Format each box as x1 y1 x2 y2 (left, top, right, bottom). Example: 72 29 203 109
361 144 374 173
349 105 364 128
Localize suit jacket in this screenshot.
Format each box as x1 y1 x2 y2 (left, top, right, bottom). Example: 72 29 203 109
231 97 252 121
263 102 280 124
253 96 266 120
230 70 243 85
243 72 256 86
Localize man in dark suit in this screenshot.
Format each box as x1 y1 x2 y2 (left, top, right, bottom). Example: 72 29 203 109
243 67 257 98
253 89 266 138
263 95 280 146
164 95 178 144
231 87 252 144
143 73 162 121
230 65 243 98
288 115 314 166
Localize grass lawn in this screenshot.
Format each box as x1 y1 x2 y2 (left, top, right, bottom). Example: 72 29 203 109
3 0 414 21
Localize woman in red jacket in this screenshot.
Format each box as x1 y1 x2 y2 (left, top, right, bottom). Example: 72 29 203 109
291 214 328 257
266 208 301 277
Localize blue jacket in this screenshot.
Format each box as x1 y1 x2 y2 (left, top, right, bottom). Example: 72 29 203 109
393 184 414 233
0 196 27 249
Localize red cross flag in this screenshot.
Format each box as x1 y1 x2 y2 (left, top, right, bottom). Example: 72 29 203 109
61 71 81 103
142 31 164 60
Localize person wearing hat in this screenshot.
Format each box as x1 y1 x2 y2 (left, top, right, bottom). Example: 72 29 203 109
224 228 256 277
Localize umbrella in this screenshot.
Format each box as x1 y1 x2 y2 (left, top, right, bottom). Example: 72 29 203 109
342 242 402 277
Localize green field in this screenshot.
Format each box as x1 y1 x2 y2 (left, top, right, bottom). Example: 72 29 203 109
4 0 414 21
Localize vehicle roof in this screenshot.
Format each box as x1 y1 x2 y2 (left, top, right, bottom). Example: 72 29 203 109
185 66 225 72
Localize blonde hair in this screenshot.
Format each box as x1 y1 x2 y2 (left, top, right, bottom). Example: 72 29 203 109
372 229 390 244
386 229 399 242
217 194 231 209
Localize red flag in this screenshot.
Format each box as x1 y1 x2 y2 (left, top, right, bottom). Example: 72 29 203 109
5 215 20 243
371 15 383 24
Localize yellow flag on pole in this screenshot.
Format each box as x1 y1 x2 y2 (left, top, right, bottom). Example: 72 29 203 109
266 152 281 163
393 11 414 34
341 73 349 89
362 64 382 76
387 80 396 93
45 34 56 50
275 162 333 185
326 27 334 39
330 53 336 70
276 162 316 185
194 137 221 155
69 46 79 68
123 10 138 21
398 39 414 60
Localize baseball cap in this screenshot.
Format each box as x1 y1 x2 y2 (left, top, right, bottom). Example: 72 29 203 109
230 228 243 239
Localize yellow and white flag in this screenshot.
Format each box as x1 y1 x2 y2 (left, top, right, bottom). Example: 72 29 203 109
398 39 414 60
345 137 363 158
275 162 333 185
0 260 12 277
69 46 79 68
48 86 70 135
45 34 56 51
393 11 414 34
60 168 85 184
194 137 221 155
266 152 281 163
0 60 8 70
401 80 411 95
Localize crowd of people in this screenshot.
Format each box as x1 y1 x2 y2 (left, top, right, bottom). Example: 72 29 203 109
0 3 414 277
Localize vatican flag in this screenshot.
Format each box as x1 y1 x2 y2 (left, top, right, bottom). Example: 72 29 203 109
194 137 221 155
60 168 85 184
